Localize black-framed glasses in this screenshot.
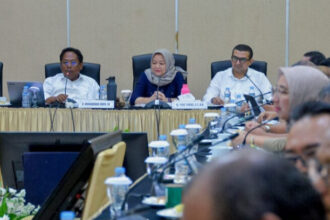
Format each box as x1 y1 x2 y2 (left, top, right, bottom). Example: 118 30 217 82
284 143 320 168
307 158 330 186
62 61 78 67
231 56 249 63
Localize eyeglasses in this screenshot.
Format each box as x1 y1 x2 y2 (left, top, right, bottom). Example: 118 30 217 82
62 61 78 67
272 86 289 95
284 143 320 168
231 56 249 63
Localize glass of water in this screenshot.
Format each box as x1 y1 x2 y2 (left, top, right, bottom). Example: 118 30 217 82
121 90 132 108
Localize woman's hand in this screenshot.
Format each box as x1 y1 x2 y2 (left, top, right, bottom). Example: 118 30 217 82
245 120 267 135
257 111 278 123
231 131 247 147
151 91 167 102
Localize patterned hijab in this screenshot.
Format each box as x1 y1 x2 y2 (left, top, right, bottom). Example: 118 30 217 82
145 48 187 86
278 66 329 115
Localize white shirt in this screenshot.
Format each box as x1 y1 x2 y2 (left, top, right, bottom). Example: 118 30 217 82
43 73 100 101
203 67 272 104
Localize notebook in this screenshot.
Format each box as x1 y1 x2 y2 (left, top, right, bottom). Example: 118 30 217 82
7 81 45 107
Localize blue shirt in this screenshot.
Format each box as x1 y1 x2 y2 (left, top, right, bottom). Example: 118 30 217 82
130 72 184 105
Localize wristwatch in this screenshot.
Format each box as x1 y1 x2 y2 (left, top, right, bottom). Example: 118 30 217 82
264 125 271 132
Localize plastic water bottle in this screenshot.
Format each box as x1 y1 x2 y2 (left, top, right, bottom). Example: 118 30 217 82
174 145 189 184
217 107 228 132
21 86 31 108
60 211 75 220
224 87 231 104
99 85 107 100
236 94 243 112
107 77 117 102
149 140 170 159
159 134 167 141
105 167 132 219
249 86 255 97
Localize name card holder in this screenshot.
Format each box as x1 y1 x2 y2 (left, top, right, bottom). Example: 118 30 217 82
171 100 207 110
76 100 114 109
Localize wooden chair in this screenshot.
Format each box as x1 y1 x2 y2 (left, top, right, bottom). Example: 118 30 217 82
82 141 126 220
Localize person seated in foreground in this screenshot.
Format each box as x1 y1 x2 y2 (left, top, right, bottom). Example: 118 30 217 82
203 44 272 105
232 66 329 152
183 149 325 220
284 101 330 219
43 47 100 105
130 48 186 105
318 58 330 78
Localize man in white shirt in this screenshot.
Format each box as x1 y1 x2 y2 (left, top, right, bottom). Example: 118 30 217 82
203 44 272 105
43 47 100 104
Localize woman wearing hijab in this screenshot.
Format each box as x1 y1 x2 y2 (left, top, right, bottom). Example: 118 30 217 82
232 66 329 151
130 49 185 105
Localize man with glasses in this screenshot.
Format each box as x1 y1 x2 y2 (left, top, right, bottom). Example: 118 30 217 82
43 47 100 104
285 101 330 216
203 44 272 105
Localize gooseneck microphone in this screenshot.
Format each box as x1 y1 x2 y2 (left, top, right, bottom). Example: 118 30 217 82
245 74 264 103
242 119 272 145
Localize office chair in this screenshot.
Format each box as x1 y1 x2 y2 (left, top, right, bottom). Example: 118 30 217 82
0 62 3 96
82 141 126 220
45 62 101 85
211 60 267 79
132 53 187 90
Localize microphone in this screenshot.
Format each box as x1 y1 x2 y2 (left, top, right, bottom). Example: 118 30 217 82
245 74 264 104
242 119 272 145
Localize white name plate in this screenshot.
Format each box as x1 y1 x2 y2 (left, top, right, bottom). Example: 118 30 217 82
171 100 207 109
77 100 114 109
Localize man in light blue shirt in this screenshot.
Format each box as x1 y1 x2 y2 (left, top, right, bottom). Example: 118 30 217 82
203 44 272 105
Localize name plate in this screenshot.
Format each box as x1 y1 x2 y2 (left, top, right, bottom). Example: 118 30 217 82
171 100 207 109
77 100 114 109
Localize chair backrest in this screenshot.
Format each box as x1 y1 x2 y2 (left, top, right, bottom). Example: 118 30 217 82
211 60 267 79
45 62 101 85
0 62 3 96
82 141 126 220
132 53 187 90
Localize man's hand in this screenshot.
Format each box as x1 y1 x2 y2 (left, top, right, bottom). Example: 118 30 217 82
56 94 69 103
211 97 224 105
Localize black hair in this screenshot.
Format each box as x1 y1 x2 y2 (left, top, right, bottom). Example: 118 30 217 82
204 150 325 220
59 47 83 63
232 44 253 59
304 51 326 65
320 58 330 67
290 101 330 123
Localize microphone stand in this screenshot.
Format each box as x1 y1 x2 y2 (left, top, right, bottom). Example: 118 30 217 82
245 74 264 104
241 119 273 145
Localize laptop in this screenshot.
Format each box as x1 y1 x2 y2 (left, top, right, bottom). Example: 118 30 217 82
7 81 45 107
243 94 262 117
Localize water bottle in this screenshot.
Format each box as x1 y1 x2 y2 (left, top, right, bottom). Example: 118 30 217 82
99 85 107 100
60 211 75 220
21 86 31 108
224 87 231 104
159 134 167 141
174 145 189 184
106 77 117 102
149 140 170 159
217 107 228 132
105 167 132 219
249 86 255 97
236 94 243 112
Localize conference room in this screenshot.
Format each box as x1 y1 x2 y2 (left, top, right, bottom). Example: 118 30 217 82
0 0 330 219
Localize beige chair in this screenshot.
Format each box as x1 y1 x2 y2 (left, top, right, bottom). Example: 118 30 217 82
0 169 3 187
82 141 126 220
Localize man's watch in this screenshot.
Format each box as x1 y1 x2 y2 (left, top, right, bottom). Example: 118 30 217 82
264 125 271 132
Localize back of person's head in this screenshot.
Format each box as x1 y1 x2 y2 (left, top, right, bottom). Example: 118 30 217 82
188 150 325 220
60 47 84 63
232 44 253 59
304 51 326 65
278 66 329 115
320 58 330 67
290 101 330 124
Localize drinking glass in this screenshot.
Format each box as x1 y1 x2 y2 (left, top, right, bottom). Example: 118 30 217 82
121 90 132 108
